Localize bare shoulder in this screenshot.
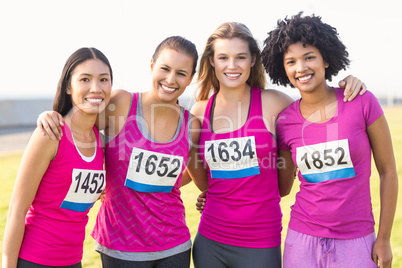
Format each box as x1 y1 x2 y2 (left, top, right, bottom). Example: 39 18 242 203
261 89 295 115
190 100 209 122
190 111 202 129
259 89 295 134
26 127 59 161
110 89 132 110
104 89 132 118
189 111 202 143
98 89 132 133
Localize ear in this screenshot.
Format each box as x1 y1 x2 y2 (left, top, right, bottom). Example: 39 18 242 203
150 58 155 71
209 56 215 67
324 62 329 68
66 86 72 95
251 54 257 67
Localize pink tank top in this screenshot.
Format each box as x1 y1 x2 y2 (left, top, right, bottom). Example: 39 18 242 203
198 87 282 248
91 92 191 252
19 124 105 266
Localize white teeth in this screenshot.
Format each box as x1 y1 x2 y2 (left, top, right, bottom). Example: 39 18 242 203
161 84 176 92
226 73 240 78
298 75 312 82
87 98 102 103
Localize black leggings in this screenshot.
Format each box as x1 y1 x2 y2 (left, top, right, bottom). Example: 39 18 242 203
99 249 191 268
17 258 82 268
193 232 281 268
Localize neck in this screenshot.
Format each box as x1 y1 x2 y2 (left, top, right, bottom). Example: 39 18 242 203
300 84 333 107
141 91 181 118
65 107 97 136
299 85 337 123
217 84 251 104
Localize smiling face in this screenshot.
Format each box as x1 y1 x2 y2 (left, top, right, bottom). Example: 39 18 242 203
67 58 112 115
150 48 194 103
283 41 329 94
210 38 256 90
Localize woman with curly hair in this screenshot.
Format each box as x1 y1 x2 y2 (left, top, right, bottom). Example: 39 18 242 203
262 12 398 268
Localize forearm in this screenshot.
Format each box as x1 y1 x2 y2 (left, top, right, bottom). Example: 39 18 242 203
187 165 209 192
180 169 193 187
2 212 26 268
278 150 296 197
186 155 208 192
377 171 398 240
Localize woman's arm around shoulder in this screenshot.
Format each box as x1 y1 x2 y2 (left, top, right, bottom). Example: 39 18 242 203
97 89 132 134
367 115 398 267
36 89 133 139
2 128 58 268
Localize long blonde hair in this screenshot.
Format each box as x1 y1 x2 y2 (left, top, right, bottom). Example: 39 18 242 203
196 22 266 101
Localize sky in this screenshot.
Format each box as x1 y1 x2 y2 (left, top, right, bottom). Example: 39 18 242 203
0 0 400 101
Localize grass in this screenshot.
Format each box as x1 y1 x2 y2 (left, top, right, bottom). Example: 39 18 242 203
1 105 402 267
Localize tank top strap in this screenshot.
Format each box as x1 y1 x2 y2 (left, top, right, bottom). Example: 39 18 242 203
127 92 139 118
202 92 217 131
178 107 189 139
249 87 263 118
182 108 189 132
92 125 102 149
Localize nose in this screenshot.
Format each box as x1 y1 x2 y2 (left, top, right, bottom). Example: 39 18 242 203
165 71 176 84
228 58 236 69
90 80 102 93
296 60 307 72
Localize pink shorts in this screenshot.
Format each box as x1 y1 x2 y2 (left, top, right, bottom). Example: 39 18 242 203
283 228 378 268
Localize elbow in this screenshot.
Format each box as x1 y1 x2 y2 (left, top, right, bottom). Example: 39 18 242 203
279 187 292 197
278 175 295 197
7 203 29 222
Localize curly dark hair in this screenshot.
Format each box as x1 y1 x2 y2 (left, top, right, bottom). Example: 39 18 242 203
261 12 350 87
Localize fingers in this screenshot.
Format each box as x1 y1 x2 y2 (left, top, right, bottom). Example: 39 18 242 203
379 258 392 268
37 112 64 140
98 190 106 202
373 254 392 268
196 192 207 213
339 75 366 102
340 75 355 101
196 200 205 213
372 253 378 267
359 82 367 95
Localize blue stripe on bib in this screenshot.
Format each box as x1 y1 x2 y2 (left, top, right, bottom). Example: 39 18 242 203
211 166 260 179
303 167 356 183
60 201 94 212
125 179 174 193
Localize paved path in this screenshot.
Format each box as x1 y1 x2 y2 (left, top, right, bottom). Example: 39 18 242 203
0 127 34 155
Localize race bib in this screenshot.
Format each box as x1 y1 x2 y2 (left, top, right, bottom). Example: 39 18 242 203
204 136 260 179
125 147 183 193
60 169 106 212
296 139 355 183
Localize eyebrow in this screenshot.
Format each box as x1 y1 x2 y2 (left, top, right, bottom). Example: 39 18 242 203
216 52 249 56
284 51 315 61
79 73 110 76
162 64 189 74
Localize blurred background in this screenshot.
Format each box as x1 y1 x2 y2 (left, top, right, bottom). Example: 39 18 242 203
1 0 401 131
